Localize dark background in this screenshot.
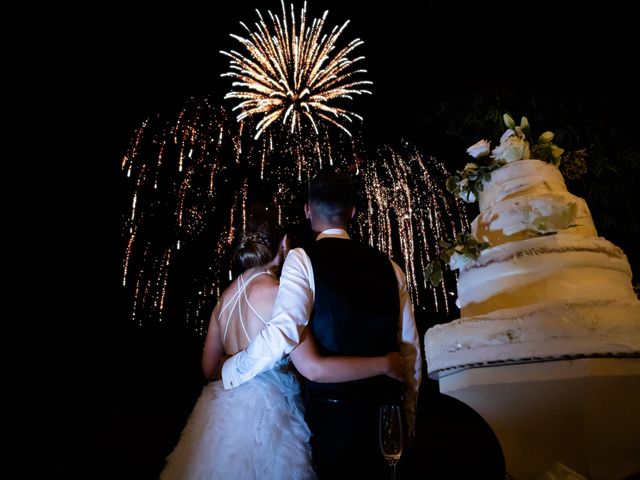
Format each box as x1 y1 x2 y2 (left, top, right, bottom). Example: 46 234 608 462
15 1 639 478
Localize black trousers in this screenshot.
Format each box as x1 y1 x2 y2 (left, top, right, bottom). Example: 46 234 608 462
305 399 402 480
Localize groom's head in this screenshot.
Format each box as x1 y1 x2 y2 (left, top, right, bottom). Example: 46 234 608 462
305 172 355 232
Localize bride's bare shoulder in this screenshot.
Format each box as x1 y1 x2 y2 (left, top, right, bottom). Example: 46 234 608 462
248 273 279 303
217 276 239 302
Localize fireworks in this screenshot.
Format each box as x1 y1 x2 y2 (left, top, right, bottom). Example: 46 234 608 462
121 99 468 332
360 142 470 313
221 1 372 139
121 98 361 332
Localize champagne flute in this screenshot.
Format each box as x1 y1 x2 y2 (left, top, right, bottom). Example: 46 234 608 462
379 404 403 480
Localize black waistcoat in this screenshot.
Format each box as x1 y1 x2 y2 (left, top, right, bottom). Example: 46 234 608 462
302 237 403 402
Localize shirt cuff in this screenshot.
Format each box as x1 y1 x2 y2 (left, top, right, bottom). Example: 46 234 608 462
221 354 241 390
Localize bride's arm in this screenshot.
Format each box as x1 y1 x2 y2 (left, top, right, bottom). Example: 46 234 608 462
202 302 227 380
289 329 405 383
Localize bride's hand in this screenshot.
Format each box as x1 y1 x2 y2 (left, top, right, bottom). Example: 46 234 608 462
384 352 405 381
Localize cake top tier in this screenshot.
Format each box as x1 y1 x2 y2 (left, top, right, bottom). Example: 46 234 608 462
446 114 565 205
477 159 566 212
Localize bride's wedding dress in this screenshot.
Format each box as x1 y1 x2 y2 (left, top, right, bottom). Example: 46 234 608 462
160 271 315 479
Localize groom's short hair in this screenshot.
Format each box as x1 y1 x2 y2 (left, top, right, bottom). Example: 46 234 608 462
308 172 354 224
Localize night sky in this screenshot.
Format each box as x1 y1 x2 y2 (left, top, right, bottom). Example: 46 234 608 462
15 1 639 477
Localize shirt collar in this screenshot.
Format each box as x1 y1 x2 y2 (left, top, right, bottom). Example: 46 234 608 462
316 228 350 240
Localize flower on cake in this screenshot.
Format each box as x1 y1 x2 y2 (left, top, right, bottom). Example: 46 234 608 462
491 114 531 163
448 250 470 271
446 113 566 203
466 140 491 159
494 113 564 164
446 159 505 203
531 130 564 166
425 233 490 286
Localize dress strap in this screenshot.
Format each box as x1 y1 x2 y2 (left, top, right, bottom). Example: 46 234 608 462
244 285 269 325
219 270 274 342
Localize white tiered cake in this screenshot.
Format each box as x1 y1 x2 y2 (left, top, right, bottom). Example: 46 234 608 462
425 121 640 377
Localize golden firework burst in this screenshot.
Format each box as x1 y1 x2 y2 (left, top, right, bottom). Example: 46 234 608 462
221 1 372 139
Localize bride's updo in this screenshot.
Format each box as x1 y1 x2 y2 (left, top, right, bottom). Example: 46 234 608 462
234 205 281 270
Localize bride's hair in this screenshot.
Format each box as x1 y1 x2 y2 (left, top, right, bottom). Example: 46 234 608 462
234 204 281 269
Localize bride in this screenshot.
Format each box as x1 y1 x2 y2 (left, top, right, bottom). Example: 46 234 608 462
160 205 404 479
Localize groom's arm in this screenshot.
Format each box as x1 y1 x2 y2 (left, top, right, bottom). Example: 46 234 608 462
392 261 423 437
221 248 314 389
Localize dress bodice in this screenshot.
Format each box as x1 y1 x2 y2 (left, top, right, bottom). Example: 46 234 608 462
215 270 276 355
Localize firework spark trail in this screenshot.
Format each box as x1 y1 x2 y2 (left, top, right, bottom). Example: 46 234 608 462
361 142 468 312
222 0 372 141
122 99 358 328
121 99 468 331
123 231 136 286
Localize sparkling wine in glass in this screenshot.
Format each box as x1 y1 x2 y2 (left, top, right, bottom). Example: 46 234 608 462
379 404 403 480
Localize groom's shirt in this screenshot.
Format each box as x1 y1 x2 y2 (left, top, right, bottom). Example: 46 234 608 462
222 228 422 430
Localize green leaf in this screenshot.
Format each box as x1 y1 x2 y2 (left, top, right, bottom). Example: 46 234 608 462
426 260 444 287
446 176 459 193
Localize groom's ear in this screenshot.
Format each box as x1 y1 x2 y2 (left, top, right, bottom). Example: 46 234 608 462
350 206 356 220
304 203 311 219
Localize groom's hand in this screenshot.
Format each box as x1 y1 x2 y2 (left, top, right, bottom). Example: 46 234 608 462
384 352 406 381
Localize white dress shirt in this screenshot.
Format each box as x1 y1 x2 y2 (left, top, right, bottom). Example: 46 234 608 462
222 228 422 430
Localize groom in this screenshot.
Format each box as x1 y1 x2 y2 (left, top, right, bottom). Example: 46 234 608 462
222 172 422 478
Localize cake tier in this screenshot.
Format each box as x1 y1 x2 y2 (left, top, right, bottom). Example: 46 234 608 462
478 159 566 212
424 299 640 376
457 234 635 317
471 192 596 246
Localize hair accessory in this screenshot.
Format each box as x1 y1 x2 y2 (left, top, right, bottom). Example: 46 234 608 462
242 231 271 247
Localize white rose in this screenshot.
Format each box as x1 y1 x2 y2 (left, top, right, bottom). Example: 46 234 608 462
459 189 476 203
448 252 470 270
466 140 491 159
499 128 516 144
492 135 529 163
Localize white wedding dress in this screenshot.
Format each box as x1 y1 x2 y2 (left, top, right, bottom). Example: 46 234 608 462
160 271 316 480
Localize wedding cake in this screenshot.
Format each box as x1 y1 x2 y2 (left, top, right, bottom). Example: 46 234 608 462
425 115 640 376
